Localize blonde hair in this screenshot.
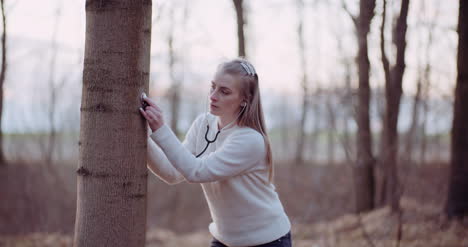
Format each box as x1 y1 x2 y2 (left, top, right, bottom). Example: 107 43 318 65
216 58 274 183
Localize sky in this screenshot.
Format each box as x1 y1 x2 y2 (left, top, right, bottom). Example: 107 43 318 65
3 0 459 133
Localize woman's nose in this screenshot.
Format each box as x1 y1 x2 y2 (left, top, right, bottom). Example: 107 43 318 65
210 91 218 101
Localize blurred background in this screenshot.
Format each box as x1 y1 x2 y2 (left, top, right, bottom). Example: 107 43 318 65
1 0 467 246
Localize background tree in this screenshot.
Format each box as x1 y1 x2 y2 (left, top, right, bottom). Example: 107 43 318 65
44 4 65 165
0 0 7 165
446 0 468 219
167 4 181 137
404 1 438 166
233 0 246 57
342 0 376 213
378 0 410 211
294 0 309 165
73 1 152 246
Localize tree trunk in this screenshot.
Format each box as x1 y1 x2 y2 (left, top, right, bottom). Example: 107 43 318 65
309 98 320 164
0 0 7 165
295 0 308 165
418 5 437 165
419 85 429 164
325 94 336 164
403 78 421 165
233 0 246 57
353 0 376 213
45 5 61 166
167 5 181 137
379 0 409 212
446 0 468 219
74 1 151 246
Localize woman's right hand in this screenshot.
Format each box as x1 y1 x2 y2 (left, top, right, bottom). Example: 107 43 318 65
139 94 165 132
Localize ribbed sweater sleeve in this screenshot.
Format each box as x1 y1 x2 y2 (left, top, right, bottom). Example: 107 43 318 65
147 139 185 184
150 124 266 183
146 115 201 184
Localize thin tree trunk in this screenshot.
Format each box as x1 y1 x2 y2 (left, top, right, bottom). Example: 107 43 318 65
418 4 438 165
380 0 410 212
309 96 320 164
295 0 309 165
352 0 376 213
325 94 336 164
446 0 468 219
0 0 7 165
376 0 390 207
74 1 151 246
45 5 61 165
419 85 429 165
335 21 355 164
280 94 291 160
404 77 421 164
167 5 180 137
233 0 246 57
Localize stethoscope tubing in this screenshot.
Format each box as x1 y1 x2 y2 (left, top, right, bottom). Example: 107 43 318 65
196 125 221 158
194 94 246 158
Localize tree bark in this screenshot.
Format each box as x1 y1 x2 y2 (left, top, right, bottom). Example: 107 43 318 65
74 1 151 246
379 0 410 212
233 0 246 57
446 0 468 219
0 0 7 165
353 0 376 213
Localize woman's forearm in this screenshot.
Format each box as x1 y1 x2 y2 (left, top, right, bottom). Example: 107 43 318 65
147 137 185 185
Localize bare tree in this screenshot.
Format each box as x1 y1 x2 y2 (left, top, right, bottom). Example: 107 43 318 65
446 0 468 219
333 14 356 164
167 4 181 137
378 0 410 211
294 0 309 165
308 90 321 164
0 0 7 165
404 1 438 166
73 1 151 246
44 4 66 165
342 0 376 212
233 0 246 57
325 91 336 164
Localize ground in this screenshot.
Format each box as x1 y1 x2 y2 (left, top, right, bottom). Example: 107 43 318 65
1 198 467 247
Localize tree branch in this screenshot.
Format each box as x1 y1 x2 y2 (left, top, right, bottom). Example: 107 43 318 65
341 0 358 27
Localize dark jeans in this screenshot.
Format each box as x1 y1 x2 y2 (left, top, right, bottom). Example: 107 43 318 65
210 232 292 247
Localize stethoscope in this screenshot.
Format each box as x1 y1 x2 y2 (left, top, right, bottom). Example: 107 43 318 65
195 105 247 158
196 124 221 158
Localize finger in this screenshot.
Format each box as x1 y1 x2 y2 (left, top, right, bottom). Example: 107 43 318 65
143 96 159 109
139 108 149 120
145 108 159 121
146 106 162 116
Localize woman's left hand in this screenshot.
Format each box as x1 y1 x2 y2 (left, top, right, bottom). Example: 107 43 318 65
139 95 165 132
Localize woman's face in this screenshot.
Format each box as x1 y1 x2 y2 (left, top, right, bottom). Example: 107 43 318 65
209 72 243 120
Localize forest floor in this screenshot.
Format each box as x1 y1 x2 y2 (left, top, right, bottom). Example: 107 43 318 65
1 197 467 247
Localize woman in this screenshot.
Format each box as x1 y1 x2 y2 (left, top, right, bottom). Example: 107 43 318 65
139 58 292 247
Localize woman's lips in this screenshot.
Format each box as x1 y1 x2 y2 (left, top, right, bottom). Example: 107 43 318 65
210 104 218 108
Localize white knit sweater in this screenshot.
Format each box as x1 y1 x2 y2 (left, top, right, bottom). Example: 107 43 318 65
147 113 291 247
